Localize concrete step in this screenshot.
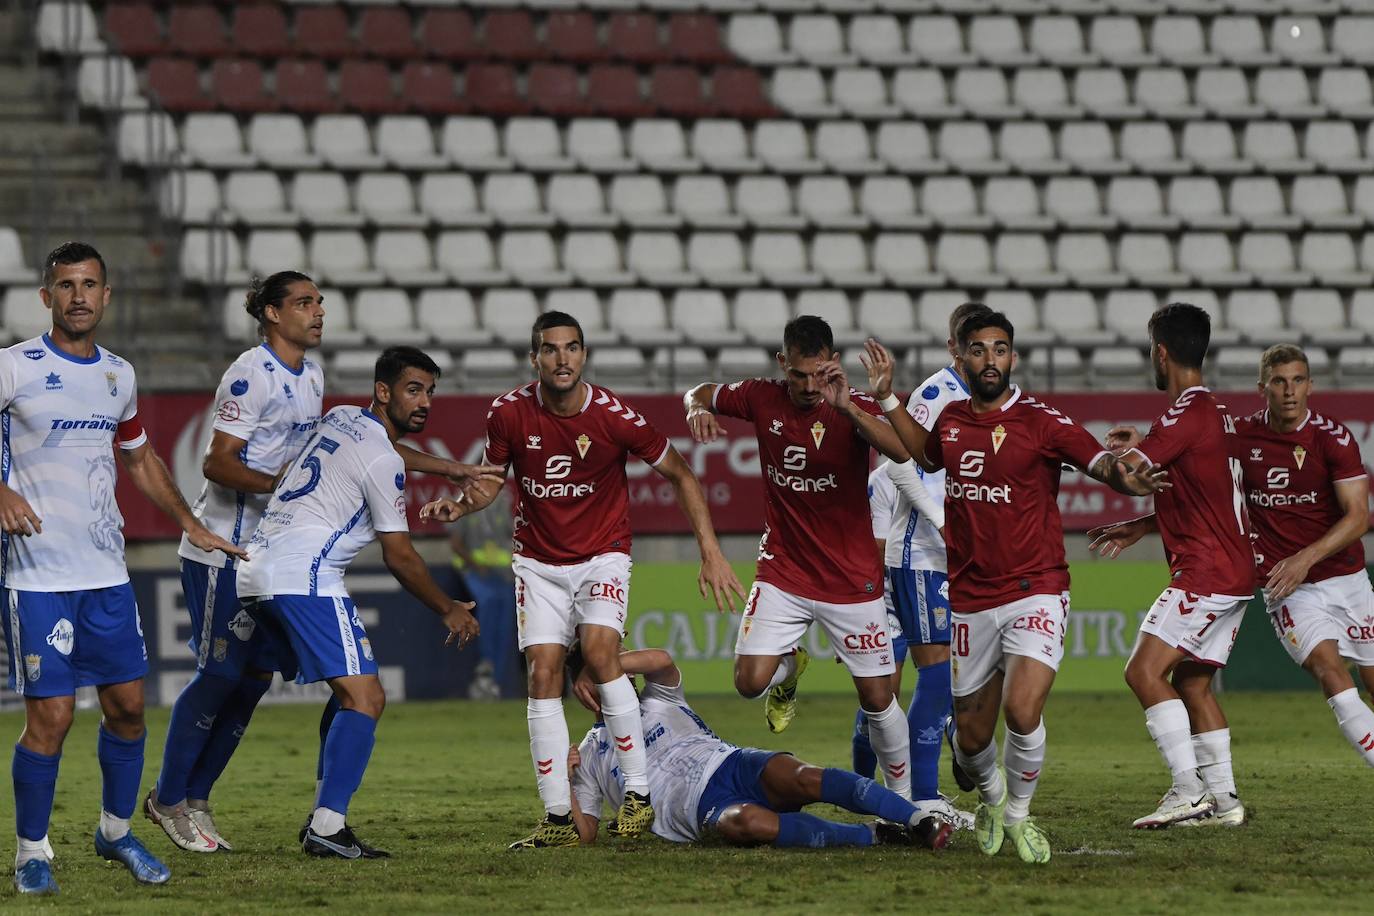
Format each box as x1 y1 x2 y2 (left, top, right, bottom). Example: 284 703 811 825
0 154 103 177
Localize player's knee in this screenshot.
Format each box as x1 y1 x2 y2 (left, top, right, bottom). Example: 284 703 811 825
733 670 767 700
23 708 74 752
856 681 895 713
1002 702 1040 736
714 805 770 846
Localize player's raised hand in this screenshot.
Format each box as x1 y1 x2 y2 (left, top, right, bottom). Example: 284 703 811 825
187 523 249 560
567 744 582 774
441 598 479 649
420 496 466 523
1106 425 1143 454
698 549 746 613
0 488 41 536
816 359 851 410
686 406 724 444
1086 519 1150 558
572 668 601 715
859 338 895 399
1265 549 1316 600
1116 458 1171 496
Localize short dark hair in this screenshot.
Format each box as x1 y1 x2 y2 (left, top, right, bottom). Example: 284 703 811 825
956 310 1015 350
244 270 313 331
783 315 834 357
374 345 441 387
948 302 993 342
530 310 584 354
1148 302 1210 369
1259 343 1308 383
43 241 106 289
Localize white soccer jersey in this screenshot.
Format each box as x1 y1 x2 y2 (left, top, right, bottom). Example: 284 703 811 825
0 334 146 591
884 365 969 573
868 464 896 540
573 677 736 843
236 406 407 599
179 344 324 568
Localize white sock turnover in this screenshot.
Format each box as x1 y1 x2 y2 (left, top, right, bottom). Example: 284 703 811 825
1002 720 1046 823
1328 687 1374 767
1144 699 1204 795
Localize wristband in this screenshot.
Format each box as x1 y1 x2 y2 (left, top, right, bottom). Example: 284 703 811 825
878 393 900 412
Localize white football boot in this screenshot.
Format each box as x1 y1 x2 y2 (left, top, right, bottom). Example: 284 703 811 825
1131 785 1215 829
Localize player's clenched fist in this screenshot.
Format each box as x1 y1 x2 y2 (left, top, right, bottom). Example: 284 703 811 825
420 496 465 523
0 488 41 536
441 598 479 648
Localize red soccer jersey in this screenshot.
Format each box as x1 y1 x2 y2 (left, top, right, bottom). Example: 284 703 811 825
1128 386 1256 598
1236 409 1368 583
483 382 671 565
922 387 1110 613
714 378 885 603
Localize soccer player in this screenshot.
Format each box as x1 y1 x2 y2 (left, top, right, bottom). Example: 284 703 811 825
870 311 1166 864
430 310 745 850
684 316 917 803
1087 303 1257 830
568 645 953 850
0 242 248 895
237 345 480 859
149 273 499 855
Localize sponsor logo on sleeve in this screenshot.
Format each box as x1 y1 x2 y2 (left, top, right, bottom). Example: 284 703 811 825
217 400 241 422
922 385 939 400
22 348 43 360
394 472 405 490
230 378 249 396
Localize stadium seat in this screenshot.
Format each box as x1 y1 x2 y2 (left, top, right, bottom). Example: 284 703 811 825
354 289 417 345
798 176 865 230
1045 176 1113 230
1031 15 1092 66
630 120 698 172
1299 232 1370 287
460 348 524 392
916 289 976 342
610 12 671 65
232 5 290 58
891 69 961 121
627 232 696 286
1226 290 1287 347
1120 232 1189 288
562 232 636 287
294 6 353 59
465 63 531 117
359 7 419 60
480 289 541 346
505 118 575 172
1229 176 1299 231
849 15 913 67
923 176 987 231
223 172 293 227
212 59 276 114
860 176 927 231
1274 16 1336 65
436 230 509 286
908 15 972 66
484 10 542 62
1210 16 1273 67
441 117 512 172
1089 346 1147 386
1058 121 1125 176
403 63 465 116
483 174 554 229
1089 16 1151 67
587 65 654 119
652 65 713 118
750 232 819 288
795 290 864 347
291 172 364 229
1288 288 1350 347
671 13 733 65
609 175 675 228
310 230 385 287
1055 232 1125 287
738 176 801 230
1013 69 1080 119
811 232 881 287
529 64 590 118
688 232 758 287
587 345 650 389
1166 289 1237 346
1177 231 1249 288
673 175 740 230
1195 68 1264 120
969 16 1033 67
1242 121 1310 174
814 121 881 175
692 120 760 174
771 68 839 119
168 4 229 58
377 116 446 170
547 11 606 64
274 60 337 114
37 2 105 54
789 15 852 67
312 115 386 170
416 289 494 348
670 289 736 346
1074 69 1139 120
1181 121 1249 174
1291 175 1360 231
162 169 219 224
1102 289 1155 340
119 111 180 166
550 174 615 228
1027 347 1087 391
712 67 777 120
609 289 681 346
1305 121 1370 173
832 69 899 120
717 345 773 380
937 122 1004 174
104 2 163 57
856 290 923 348
1151 16 1214 67
872 233 942 287
568 120 635 173
952 68 1017 119
419 9 481 62
357 174 424 228
245 229 306 278
375 231 449 286
727 14 795 65
998 122 1061 175
1123 121 1189 174
733 290 791 344
875 122 942 173
995 234 1064 288
1167 176 1238 231
1238 232 1310 287
77 55 145 111
419 173 490 228
1317 69 1374 120
148 58 213 112
339 60 403 115
985 176 1050 232
935 234 999 288
1216 346 1267 390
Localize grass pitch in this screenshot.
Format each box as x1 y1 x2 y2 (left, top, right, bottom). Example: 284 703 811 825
0 689 1369 914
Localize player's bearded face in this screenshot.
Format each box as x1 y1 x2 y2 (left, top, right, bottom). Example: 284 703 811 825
1261 361 1311 421
268 281 325 349
383 368 435 433
963 333 1014 401
1150 340 1167 391
778 348 831 409
40 259 109 338
532 327 586 393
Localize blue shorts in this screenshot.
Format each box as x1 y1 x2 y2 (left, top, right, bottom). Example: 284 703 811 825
182 560 281 678
696 748 791 830
245 594 378 685
889 568 951 646
2 584 147 698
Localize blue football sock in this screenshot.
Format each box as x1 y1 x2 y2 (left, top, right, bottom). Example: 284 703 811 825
909 661 953 799
13 744 60 841
186 675 272 801
155 671 238 807
851 708 877 779
820 767 918 824
773 811 873 848
316 709 377 816
317 694 342 782
98 726 145 820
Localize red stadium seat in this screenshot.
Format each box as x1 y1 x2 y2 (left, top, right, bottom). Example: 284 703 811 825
274 60 339 114
652 65 712 117
418 9 481 62
402 62 465 116
294 7 354 59
359 7 419 60
483 11 541 62
546 12 606 64
168 4 230 58
212 58 277 113
712 67 778 118
464 63 531 116
339 60 404 115
608 13 671 65
232 4 290 58
103 2 164 57
588 64 654 118
668 14 734 65
529 63 591 117
147 58 213 112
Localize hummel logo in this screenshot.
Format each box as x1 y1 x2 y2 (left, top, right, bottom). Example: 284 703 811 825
537 757 554 775
1359 732 1374 752
887 762 907 778
769 419 783 436
527 435 542 450
615 735 634 752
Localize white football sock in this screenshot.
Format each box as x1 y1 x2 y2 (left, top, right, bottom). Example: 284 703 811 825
766 653 798 690
98 809 130 843
865 697 912 800
309 806 345 836
954 739 1005 806
527 697 572 816
1002 720 1046 824
598 676 649 795
15 835 49 868
1144 699 1204 795
1328 688 1374 767
1192 728 1237 810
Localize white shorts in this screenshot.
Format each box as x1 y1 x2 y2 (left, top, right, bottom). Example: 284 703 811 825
511 553 632 651
1139 587 1248 668
1265 570 1374 668
950 593 1068 697
736 581 895 679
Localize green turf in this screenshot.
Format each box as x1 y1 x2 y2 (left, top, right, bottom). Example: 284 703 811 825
0 689 1369 914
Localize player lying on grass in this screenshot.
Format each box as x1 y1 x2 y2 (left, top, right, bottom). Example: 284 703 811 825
565 644 956 850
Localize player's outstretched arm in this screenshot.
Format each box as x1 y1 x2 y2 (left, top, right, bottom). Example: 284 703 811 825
683 382 725 443
1087 452 1171 497
886 459 944 533
654 447 747 613
817 359 909 463
203 430 278 494
118 440 248 559
1267 476 1371 599
1086 515 1158 559
377 530 480 647
393 441 505 493
860 339 935 470
417 472 508 523
568 747 600 845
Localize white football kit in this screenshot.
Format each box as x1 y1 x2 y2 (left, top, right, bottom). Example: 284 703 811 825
237 406 408 600
573 677 736 843
179 343 324 566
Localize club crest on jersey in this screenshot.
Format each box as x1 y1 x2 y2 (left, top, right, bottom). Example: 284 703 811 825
991 424 1007 454
360 637 374 661
1293 445 1307 469
576 434 592 458
527 435 542 449
810 421 826 449
44 372 61 390
22 348 43 360
105 371 117 397
24 654 40 682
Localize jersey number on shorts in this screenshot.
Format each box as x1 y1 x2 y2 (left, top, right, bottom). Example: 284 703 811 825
953 623 970 657
279 436 340 502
